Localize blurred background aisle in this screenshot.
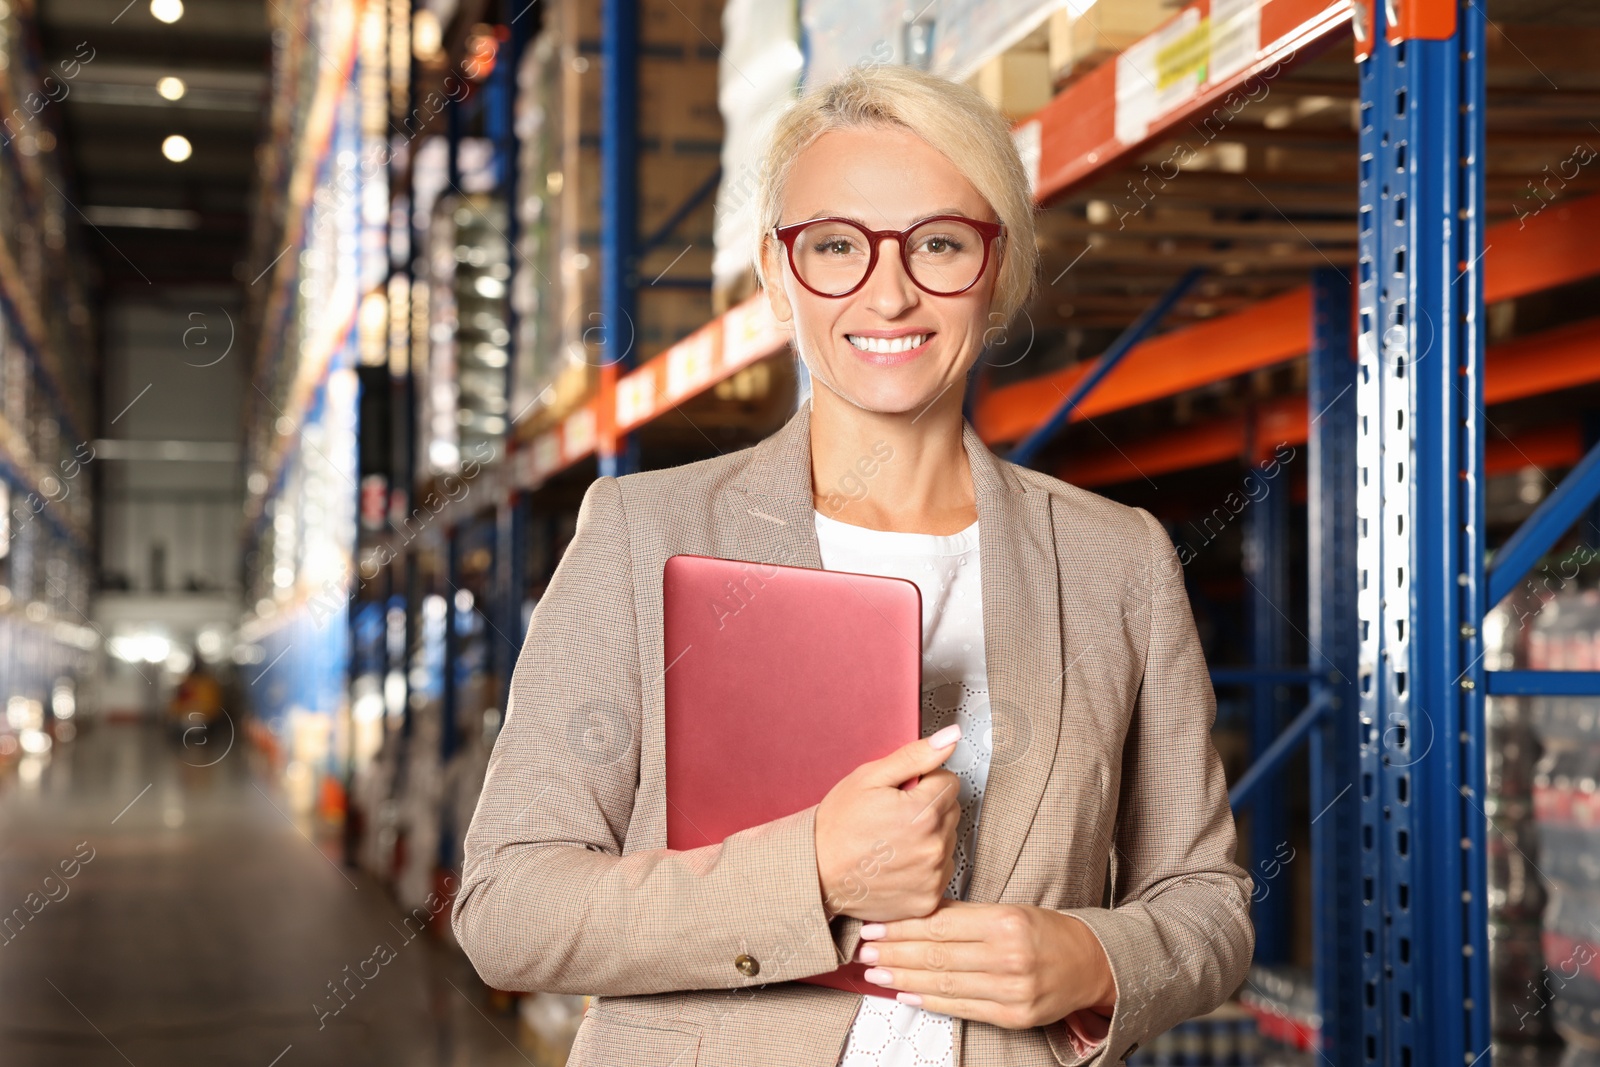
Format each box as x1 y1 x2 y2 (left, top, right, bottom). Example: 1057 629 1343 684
0 0 1598 1062
0 720 529 1065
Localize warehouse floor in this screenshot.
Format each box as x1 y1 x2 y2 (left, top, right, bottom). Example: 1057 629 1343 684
0 723 526 1066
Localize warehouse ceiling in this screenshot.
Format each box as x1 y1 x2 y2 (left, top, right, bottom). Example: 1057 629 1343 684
35 0 270 290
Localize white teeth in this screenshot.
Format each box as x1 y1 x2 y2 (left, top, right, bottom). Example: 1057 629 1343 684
846 333 927 354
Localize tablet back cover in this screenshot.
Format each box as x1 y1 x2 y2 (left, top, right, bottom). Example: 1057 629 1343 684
663 552 922 998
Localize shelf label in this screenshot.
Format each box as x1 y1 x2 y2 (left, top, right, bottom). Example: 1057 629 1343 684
530 432 561 481
1115 6 1204 146
563 407 596 459
1157 17 1210 90
511 445 533 488
722 303 782 371
616 366 657 429
665 329 717 401
1210 0 1262 83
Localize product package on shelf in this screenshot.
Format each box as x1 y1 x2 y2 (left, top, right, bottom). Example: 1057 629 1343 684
798 0 908 87
796 0 1172 106
712 0 801 314
922 0 1065 84
425 191 510 475
1235 965 1321 1064
1528 589 1600 1055
512 33 563 425
1046 0 1174 86
1125 1000 1265 1066
1487 597 1559 1048
510 0 724 437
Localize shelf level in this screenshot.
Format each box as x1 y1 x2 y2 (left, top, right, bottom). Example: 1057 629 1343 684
1058 320 1600 485
1022 0 1354 204
978 192 1600 444
507 11 1599 493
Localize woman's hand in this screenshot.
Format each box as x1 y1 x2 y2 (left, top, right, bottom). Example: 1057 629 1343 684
815 725 964 922
851 899 1117 1030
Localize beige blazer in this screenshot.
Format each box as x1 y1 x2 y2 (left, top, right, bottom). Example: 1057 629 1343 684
453 397 1253 1066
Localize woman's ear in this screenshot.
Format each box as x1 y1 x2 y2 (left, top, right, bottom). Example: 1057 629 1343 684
759 233 794 326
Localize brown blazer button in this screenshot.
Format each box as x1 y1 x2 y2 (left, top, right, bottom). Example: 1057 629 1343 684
734 954 760 977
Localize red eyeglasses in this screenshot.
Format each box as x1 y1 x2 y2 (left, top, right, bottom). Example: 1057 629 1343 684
770 214 1005 299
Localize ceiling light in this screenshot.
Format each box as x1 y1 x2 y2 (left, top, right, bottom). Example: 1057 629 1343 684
162 134 192 162
157 76 186 101
150 0 183 22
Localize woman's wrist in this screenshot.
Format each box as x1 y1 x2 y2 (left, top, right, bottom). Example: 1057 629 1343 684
1058 912 1117 1012
818 867 839 919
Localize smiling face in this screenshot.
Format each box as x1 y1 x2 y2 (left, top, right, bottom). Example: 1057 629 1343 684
760 124 1003 417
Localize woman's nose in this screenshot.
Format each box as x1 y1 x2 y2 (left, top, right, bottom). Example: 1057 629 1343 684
860 237 919 311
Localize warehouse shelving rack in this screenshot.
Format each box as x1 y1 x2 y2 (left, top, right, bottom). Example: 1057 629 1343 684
0 0 100 731
236 0 376 806
480 0 1600 1062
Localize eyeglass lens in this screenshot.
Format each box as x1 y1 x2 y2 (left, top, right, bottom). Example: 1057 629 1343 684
790 219 988 296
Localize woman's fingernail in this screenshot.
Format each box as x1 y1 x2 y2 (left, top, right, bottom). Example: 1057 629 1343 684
864 967 893 985
927 724 961 749
856 944 879 963
897 992 924 1007
860 923 887 940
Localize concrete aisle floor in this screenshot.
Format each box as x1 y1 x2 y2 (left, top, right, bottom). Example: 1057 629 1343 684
0 721 530 1067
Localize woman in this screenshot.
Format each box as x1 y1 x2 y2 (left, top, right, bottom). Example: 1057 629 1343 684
454 64 1252 1066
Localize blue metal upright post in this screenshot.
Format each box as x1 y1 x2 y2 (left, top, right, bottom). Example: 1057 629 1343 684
1354 0 1490 1062
599 0 639 478
1307 266 1363 1064
1243 456 1290 965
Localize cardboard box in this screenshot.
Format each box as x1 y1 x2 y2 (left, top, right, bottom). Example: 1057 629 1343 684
973 46 1053 120
566 0 727 54
566 144 719 248
574 52 723 148
1049 0 1175 84
636 282 717 360
513 0 728 431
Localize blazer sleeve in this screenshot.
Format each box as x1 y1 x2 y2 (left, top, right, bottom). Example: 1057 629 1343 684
451 475 855 996
1042 507 1255 1066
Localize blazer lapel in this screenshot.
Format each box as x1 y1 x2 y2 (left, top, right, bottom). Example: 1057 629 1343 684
960 419 1064 904
724 399 825 570
727 398 1065 904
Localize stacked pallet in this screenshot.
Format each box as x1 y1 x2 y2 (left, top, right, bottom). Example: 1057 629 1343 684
512 0 725 437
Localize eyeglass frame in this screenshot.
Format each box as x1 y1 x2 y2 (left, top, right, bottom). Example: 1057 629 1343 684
769 214 1006 299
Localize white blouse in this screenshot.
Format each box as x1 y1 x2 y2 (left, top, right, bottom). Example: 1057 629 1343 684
812 509 992 1067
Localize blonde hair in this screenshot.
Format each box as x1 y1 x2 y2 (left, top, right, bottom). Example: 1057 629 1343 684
753 64 1039 327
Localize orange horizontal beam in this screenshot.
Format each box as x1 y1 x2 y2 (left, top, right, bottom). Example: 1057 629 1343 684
977 288 1310 444
514 24 1600 494
1028 0 1352 204
1482 319 1600 405
1061 396 1307 486
1483 196 1600 305
516 297 788 489
981 194 1600 448
1062 418 1241 487
1486 424 1585 477
1067 411 1585 488
1059 321 1600 486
